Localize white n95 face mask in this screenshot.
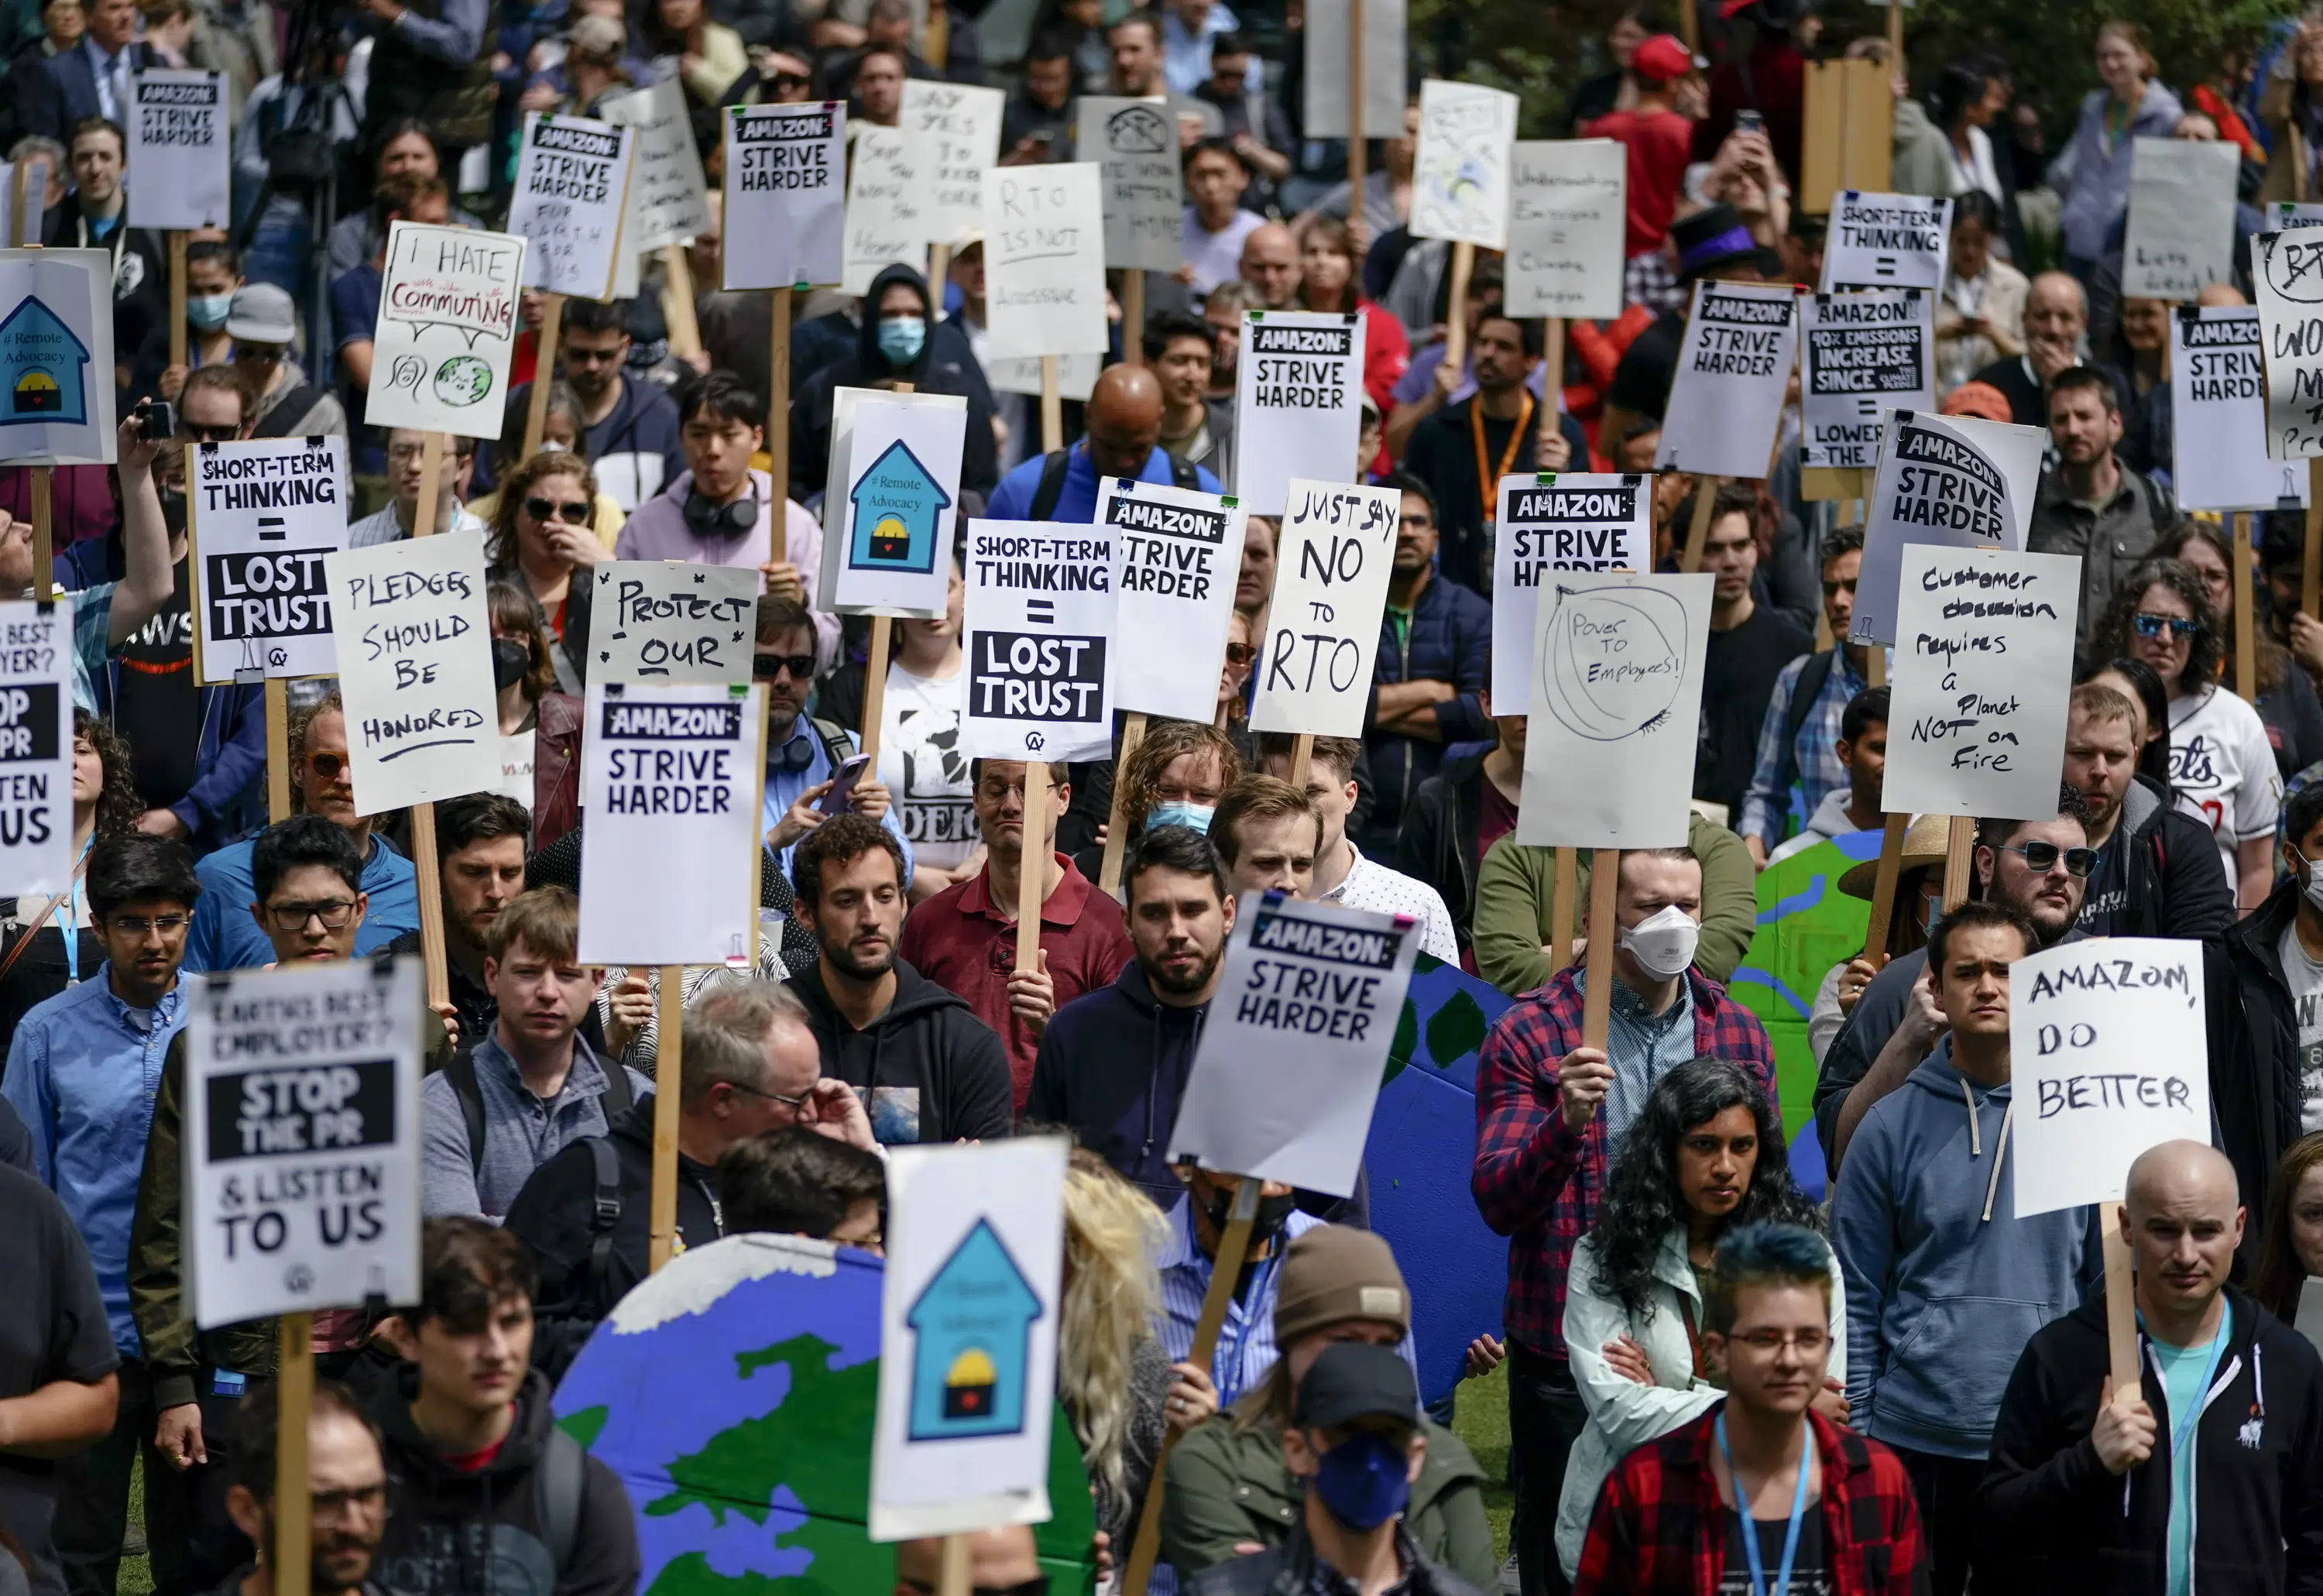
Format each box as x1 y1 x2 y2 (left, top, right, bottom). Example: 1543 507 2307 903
1617 904 1700 980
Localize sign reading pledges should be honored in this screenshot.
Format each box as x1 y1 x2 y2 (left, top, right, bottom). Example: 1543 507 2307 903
1505 139 1624 319
0 249 117 465
125 71 228 230
189 436 347 684
1410 79 1517 248
2124 138 2239 302
1169 894 1419 1197
325 531 499 814
1102 475 1246 722
2173 306 2307 510
901 80 1004 249
961 519 1113 762
1234 311 1366 516
2011 938 2208 1218
589 562 758 684
1852 410 2046 645
1489 473 1649 712
2252 229 2323 460
1654 281 1797 477
187 959 423 1328
1820 190 1950 292
365 224 524 440
1250 480 1399 737
0 599 72 895
510 113 637 300
600 79 713 252
723 103 846 290
1800 290 1935 470
1078 98 1181 271
983 165 1107 359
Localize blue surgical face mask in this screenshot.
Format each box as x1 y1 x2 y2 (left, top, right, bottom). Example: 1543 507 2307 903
187 293 233 330
876 315 925 366
1308 1429 1412 1531
1147 801 1216 835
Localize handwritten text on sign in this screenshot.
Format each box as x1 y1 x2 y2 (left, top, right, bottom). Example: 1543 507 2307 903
2254 229 2323 461
366 224 526 439
1488 474 1650 710
1248 480 1401 738
1505 139 1624 320
2172 307 2308 512
510 115 635 300
983 163 1108 359
588 561 758 685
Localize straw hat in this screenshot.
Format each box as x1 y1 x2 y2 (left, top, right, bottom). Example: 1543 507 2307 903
1837 813 1951 900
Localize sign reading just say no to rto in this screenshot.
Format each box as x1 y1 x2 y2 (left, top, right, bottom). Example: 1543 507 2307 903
1249 479 1401 739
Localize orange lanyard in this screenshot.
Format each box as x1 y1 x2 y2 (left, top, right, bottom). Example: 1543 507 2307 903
1473 390 1534 523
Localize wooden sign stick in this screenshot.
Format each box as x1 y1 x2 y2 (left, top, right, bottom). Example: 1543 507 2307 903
769 285 794 501
1289 733 1314 789
2234 510 2259 702
2103 1202 2141 1402
1345 0 1365 215
1121 270 1145 366
1546 846 1578 975
937 1534 970 1596
1677 477 1721 574
2305 457 2323 621
265 680 291 823
407 433 451 1015
1580 849 1620 1049
523 292 566 459
659 245 704 361
1097 710 1147 896
1859 812 1910 960
168 231 187 372
1040 355 1064 453
1015 760 1049 973
29 466 50 599
274 1310 315 1596
8 161 27 248
1940 814 1975 911
647 967 685 1268
1442 242 1474 372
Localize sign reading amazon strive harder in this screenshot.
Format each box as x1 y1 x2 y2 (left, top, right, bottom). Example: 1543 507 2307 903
1234 311 1365 515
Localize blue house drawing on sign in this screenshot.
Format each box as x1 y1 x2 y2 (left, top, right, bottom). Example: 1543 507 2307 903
849 439 951 574
0 299 88 427
906 1217 1041 1442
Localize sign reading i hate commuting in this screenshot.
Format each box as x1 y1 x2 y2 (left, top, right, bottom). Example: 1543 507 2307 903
1800 290 1935 472
1851 409 2047 646
722 103 846 290
1653 281 1797 478
960 518 1113 763
588 561 759 685
2173 307 2308 512
125 70 228 230
1101 475 1247 723
1234 311 1366 517
185 958 424 1328
1249 479 1400 739
1488 472 1650 712
0 599 72 894
364 224 525 441
189 435 347 685
509 114 637 300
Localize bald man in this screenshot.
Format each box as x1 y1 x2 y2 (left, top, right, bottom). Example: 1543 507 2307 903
893 1525 1044 1594
1239 221 1300 310
1981 1138 2323 1591
984 361 1224 523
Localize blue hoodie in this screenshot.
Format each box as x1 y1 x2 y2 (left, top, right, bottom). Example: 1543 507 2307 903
1832 1047 2101 1460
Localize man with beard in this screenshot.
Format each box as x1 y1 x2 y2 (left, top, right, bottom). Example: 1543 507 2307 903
2029 365 2170 662
2061 681 2230 939
382 794 532 1050
787 813 1013 1145
218 1382 390 1596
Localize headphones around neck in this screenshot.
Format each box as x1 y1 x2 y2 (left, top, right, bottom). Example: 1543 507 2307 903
681 480 758 537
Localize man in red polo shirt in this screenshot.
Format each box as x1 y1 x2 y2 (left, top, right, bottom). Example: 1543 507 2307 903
898 758 1136 1114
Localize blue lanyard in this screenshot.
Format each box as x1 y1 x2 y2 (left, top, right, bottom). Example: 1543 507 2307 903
1717 1411 1810 1596
1213 1251 1281 1404
60 837 89 985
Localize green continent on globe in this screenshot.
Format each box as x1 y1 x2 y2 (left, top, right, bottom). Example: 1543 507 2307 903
432 354 492 407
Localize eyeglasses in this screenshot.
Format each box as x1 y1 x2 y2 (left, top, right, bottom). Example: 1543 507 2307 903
180 420 239 443
311 1481 390 1522
105 914 189 936
1728 1328 1831 1356
725 1079 815 1110
753 652 816 682
524 496 592 525
2133 612 2202 641
265 899 359 931
304 750 349 781
2002 841 2099 878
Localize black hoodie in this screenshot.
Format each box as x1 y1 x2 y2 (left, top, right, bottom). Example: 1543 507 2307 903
1025 961 1207 1211
789 956 1015 1143
2205 874 2310 1258
369 1368 638 1596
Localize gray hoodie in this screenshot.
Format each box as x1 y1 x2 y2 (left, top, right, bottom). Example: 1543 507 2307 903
1768 788 1865 865
1832 1048 2101 1459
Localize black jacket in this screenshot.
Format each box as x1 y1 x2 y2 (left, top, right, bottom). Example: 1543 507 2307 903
1397 747 1489 952
1026 961 1207 1211
2103 775 2239 941
1186 1523 1486 1596
789 956 1014 1143
1979 1285 2323 1595
2206 874 2312 1248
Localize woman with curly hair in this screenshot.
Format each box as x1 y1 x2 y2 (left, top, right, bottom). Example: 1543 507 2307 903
2154 520 2323 780
0 712 140 1050
1553 1056 1844 1580
2251 1131 2323 1323
486 449 604 693
1072 720 1242 882
2095 557 2280 910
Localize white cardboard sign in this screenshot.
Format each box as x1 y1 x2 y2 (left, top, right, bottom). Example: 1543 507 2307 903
1505 139 1625 320
588 561 760 685
722 102 847 290
0 599 73 895
324 530 500 815
822 393 966 617
0 249 118 466
2011 939 2208 1218
988 350 1100 402
1820 190 1951 292
364 224 526 441
1168 894 1419 1197
960 518 1113 762
1653 281 1798 477
1249 479 1399 738
984 164 1110 359
2268 203 2323 232
1234 311 1367 516
1800 290 1936 472
1411 79 1518 249
1882 544 2078 822
0 158 50 250
1302 0 1406 140
578 683 764 965
188 436 349 685
2173 307 2308 512
843 124 928 296
901 80 1005 250
125 71 229 230
600 78 714 252
870 1136 1068 1541
187 958 424 1328
2123 139 2239 303
1489 472 1650 712
1851 410 2046 646
1514 571 1714 850
1101 475 1247 722
2252 229 2323 461
1078 97 1182 272
510 114 637 300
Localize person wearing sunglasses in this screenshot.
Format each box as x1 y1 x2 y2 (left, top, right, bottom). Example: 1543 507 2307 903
483 451 606 695
751 595 914 886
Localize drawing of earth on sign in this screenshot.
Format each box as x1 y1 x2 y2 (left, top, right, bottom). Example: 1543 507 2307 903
1539 583 1686 741
1106 103 1171 155
0 298 87 425
433 355 494 408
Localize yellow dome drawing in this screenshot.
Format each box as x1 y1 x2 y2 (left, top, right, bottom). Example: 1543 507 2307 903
946 1347 997 1387
13 368 59 413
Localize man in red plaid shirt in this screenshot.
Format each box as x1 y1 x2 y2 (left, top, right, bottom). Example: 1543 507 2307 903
1470 846 1775 1596
1572 1222 1928 1594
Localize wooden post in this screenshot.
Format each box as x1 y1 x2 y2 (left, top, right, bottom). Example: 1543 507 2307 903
8 160 27 248
1678 0 1698 52
265 679 291 822
1865 647 1886 689
769 285 794 501
1289 732 1314 788
1540 315 1565 465
2234 510 2259 703
1015 761 1048 970
167 232 187 372
407 433 451 1013
1678 476 1720 574
929 244 952 296
925 0 949 70
1121 270 1146 366
1546 846 1578 975
647 965 685 1269
28 467 50 600
1097 710 1147 896
2103 1202 2141 1402
523 292 566 459
1442 242 1475 372
1345 0 1365 236
1940 813 1975 910
1860 811 1910 959
859 615 894 770
273 1312 315 1596
1885 0 1904 66
2305 458 2323 621
936 1534 969 1596
1580 850 1619 1050
1039 355 1063 454
659 244 704 360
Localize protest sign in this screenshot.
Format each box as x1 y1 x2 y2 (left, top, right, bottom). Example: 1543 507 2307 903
1168 894 1419 1196
1101 475 1247 722
1514 572 1714 849
0 600 72 894
1409 80 1518 248
843 124 928 296
2173 306 2308 511
0 249 116 465
1076 97 1182 272
1882 545 2078 822
821 393 966 617
0 157 49 249
1800 290 1935 472
125 71 228 231
1233 311 1367 516
324 530 499 814
588 562 759 685
2122 139 2239 302
870 1136 1068 1540
1505 139 1625 320
1249 480 1399 737
723 103 846 290
2253 229 2323 459
988 351 1100 403
2011 938 2208 1217
983 165 1109 359
1303 0 1405 140
960 518 1113 761
578 682 763 964
901 80 1004 250
1851 410 2046 645
1653 281 1798 478
2269 202 2323 231
364 224 525 440
185 957 424 1327
1820 190 1950 292
510 114 637 300
187 436 348 685
600 79 713 252
1489 473 1650 711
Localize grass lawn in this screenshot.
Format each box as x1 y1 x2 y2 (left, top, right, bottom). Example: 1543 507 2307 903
1451 1361 1515 1562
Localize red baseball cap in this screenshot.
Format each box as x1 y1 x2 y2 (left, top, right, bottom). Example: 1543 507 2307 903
1632 34 1695 85
1941 382 2014 423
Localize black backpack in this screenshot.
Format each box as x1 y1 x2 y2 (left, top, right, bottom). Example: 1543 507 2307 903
1027 451 1200 520
443 1052 634 1176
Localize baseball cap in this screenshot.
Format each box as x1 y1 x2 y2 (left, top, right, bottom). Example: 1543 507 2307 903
1941 380 2014 422
225 283 296 345
1292 1342 1419 1432
1273 1224 1410 1347
1631 34 1695 86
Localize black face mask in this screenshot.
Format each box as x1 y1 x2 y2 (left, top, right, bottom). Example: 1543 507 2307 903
159 486 186 541
491 637 530 691
1205 1185 1297 1246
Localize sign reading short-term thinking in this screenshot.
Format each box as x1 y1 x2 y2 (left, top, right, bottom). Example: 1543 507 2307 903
509 113 637 300
186 957 424 1328
588 561 760 685
1409 79 1518 249
2122 139 2239 303
1101 475 1246 722
125 71 228 231
188 436 348 685
2253 228 2323 460
1820 190 1950 292
1249 479 1400 738
1653 281 1797 477
1078 97 1182 271
2011 938 2208 1218
0 599 72 894
364 224 526 441
600 79 714 252
1505 139 1625 320
1851 409 2046 646
1489 472 1650 712
959 518 1113 762
2172 306 2308 512
901 80 1004 250
1234 311 1367 516
722 102 846 290
324 530 499 815
983 164 1108 360
0 249 118 466
1168 894 1420 1197
1800 290 1935 471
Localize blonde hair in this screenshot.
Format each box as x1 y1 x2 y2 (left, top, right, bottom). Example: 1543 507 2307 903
1059 1150 1167 1502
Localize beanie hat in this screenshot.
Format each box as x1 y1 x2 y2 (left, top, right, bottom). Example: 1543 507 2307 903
1273 1225 1410 1347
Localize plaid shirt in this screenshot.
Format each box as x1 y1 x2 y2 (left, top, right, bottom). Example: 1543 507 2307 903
1470 966 1772 1357
1739 647 1868 850
1625 250 1684 316
1573 1407 1927 1595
